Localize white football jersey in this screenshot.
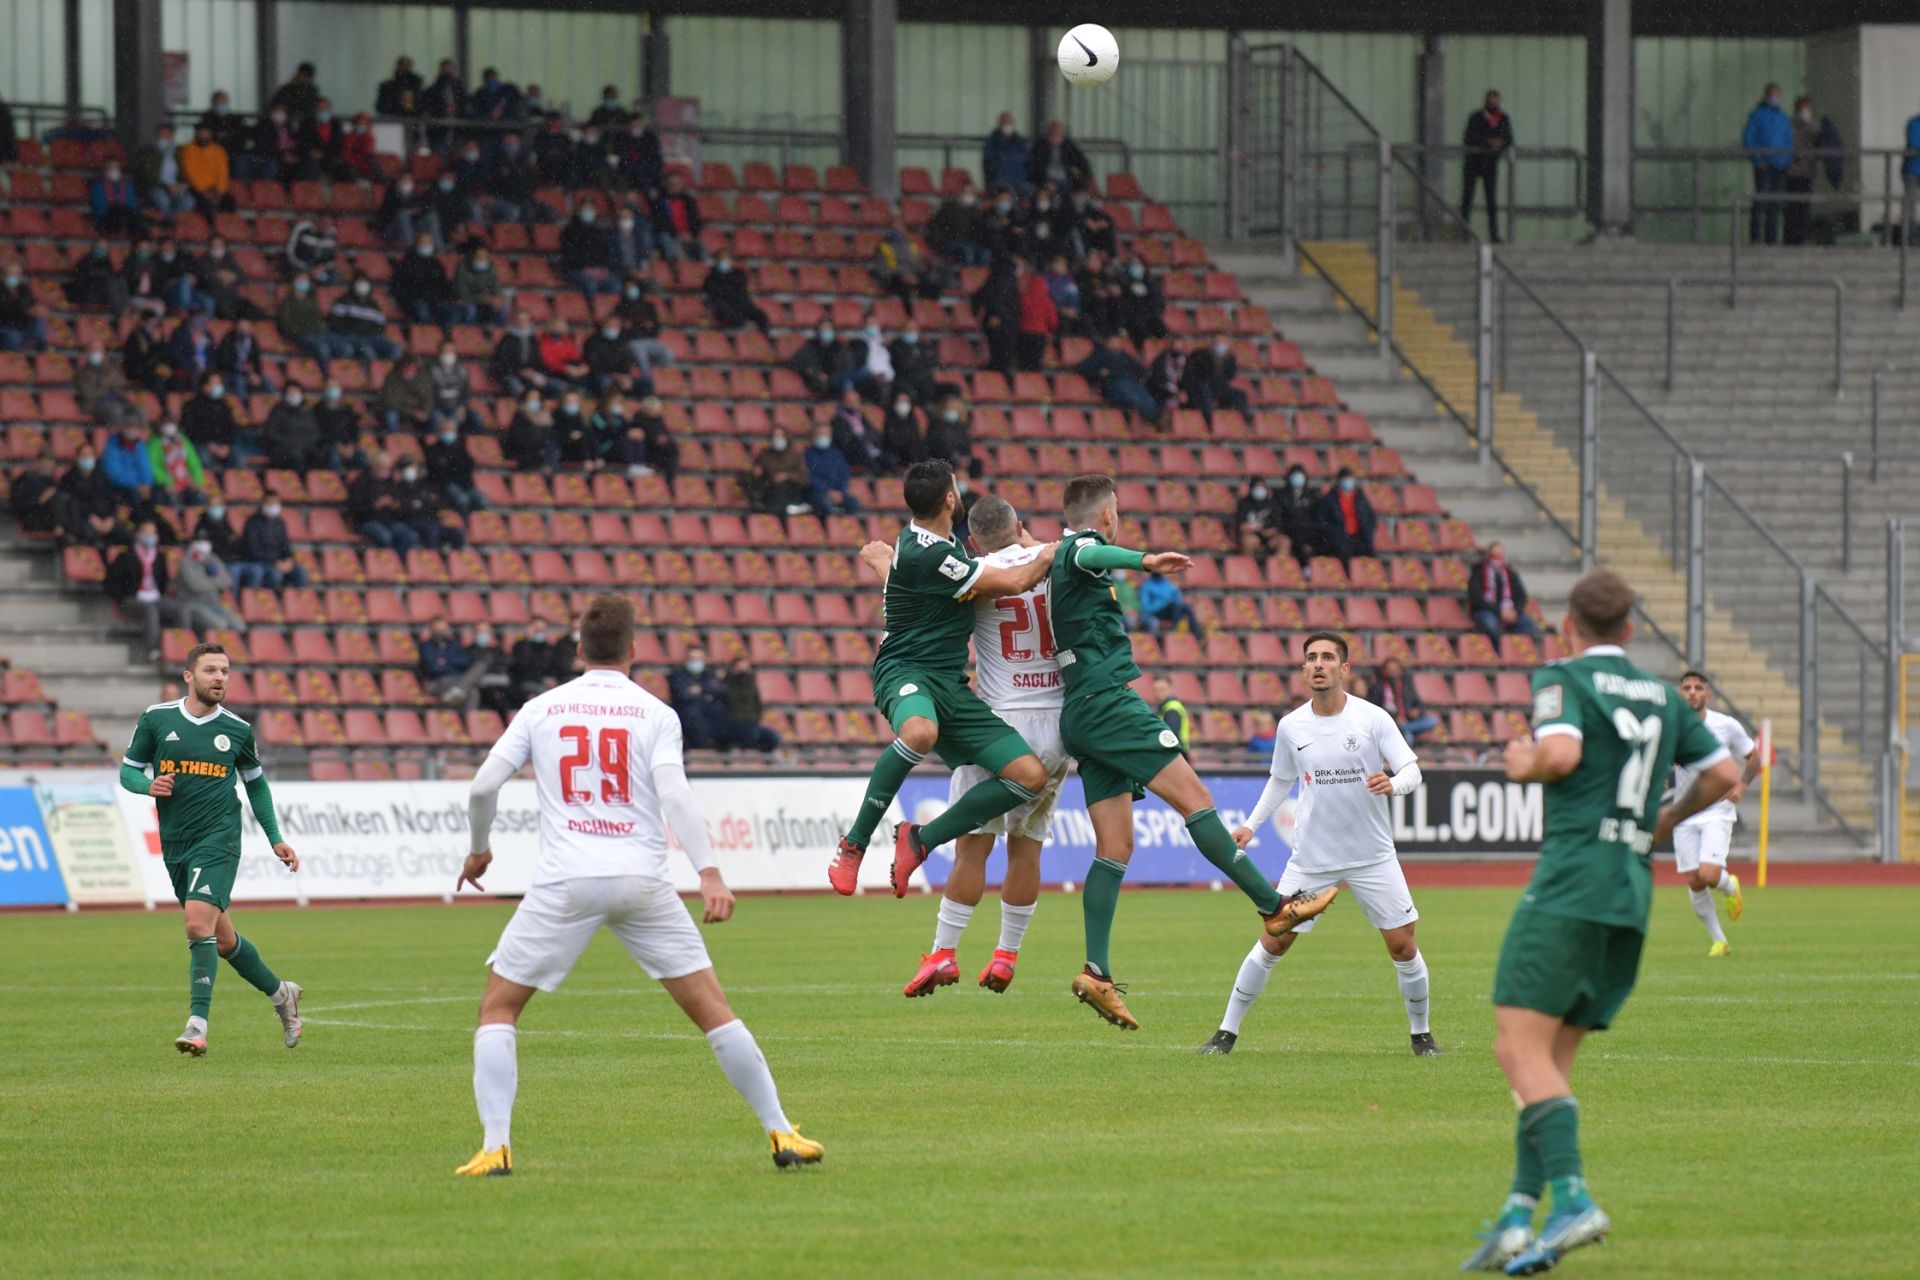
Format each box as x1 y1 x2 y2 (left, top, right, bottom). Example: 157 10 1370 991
483 668 686 885
970 543 1064 713
1673 707 1754 828
1269 694 1417 874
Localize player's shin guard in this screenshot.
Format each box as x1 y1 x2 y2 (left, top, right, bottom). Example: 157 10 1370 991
706 1018 792 1134
473 1024 518 1150
1221 942 1280 1035
221 934 282 997
1394 951 1431 1034
1521 1096 1591 1213
847 739 926 848
1689 888 1727 944
1082 857 1127 978
919 778 1037 851
932 898 974 951
997 901 1035 952
1185 808 1281 914
187 936 219 1019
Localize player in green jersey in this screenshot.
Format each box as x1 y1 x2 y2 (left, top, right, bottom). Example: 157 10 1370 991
1460 569 1737 1275
829 459 1061 899
1048 475 1336 1030
120 642 305 1057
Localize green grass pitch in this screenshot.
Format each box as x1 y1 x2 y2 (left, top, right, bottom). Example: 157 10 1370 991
4 885 1915 1278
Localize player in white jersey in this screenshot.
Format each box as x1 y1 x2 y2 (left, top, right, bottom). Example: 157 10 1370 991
1672 671 1759 955
451 595 822 1177
860 496 1071 997
1199 631 1440 1057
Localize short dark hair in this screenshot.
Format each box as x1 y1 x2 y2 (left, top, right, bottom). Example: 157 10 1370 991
184 641 227 673
1679 670 1708 685
1568 567 1635 644
903 459 956 519
1063 473 1117 527
967 494 1018 549
578 594 636 664
1302 631 1349 662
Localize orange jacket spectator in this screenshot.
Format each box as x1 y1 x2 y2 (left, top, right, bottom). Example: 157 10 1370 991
179 136 230 198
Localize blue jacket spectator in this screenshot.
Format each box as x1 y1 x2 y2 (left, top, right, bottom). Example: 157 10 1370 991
667 647 779 753
1137 571 1202 638
1314 468 1378 564
101 427 155 495
89 166 145 237
418 623 473 683
803 427 859 515
234 502 310 591
1075 332 1160 422
1744 86 1793 244
1905 112 1920 180
982 113 1030 194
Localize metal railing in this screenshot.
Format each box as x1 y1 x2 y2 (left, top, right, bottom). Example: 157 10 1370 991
1296 142 1586 244
8 101 114 139
1636 146 1919 243
1729 190 1911 311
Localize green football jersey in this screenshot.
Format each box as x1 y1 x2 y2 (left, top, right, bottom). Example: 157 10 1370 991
1049 530 1141 699
124 700 263 857
873 521 984 676
1524 645 1725 931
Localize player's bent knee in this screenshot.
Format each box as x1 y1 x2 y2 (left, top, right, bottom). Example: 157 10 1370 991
899 717 939 755
1001 755 1048 792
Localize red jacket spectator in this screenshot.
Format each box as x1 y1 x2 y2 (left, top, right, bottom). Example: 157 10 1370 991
536 322 589 384
1017 271 1058 337
341 115 377 179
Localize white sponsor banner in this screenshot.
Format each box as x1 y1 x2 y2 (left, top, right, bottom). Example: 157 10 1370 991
114 776 889 903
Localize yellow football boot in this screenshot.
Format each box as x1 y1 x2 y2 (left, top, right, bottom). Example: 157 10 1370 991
1070 965 1140 1030
1707 940 1732 958
770 1126 824 1169
1724 872 1744 922
453 1146 512 1177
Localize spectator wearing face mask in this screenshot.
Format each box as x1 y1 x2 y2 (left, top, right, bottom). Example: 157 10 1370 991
670 647 782 753
253 106 302 181
277 273 348 368
466 624 513 714
177 124 233 216
425 419 486 514
1138 571 1202 638
55 447 129 550
1063 184 1117 261
701 255 770 333
1014 258 1059 372
1076 331 1159 425
197 91 248 161
482 134 545 226
583 317 641 395
888 323 941 405
1460 90 1513 243
376 56 425 117
429 343 486 435
1743 83 1793 246
790 324 860 399
340 112 378 181
881 393 928 470
395 456 462 551
982 112 1030 195
90 163 147 238
616 276 674 377
613 394 679 484
66 240 120 310
804 420 861 516
538 317 593 390
926 182 988 267
504 390 559 474
262 384 323 470
509 621 568 705
181 371 243 471
377 175 442 249
234 495 309 590
1183 337 1252 423
558 203 619 299
349 455 414 551
615 112 664 196
607 205 655 274
215 315 272 406
851 315 897 398
168 313 218 393
972 257 1021 378
1025 186 1069 260
491 311 547 397
1270 464 1319 568
133 124 191 222
1117 258 1168 345
1372 655 1440 745
74 341 137 426
144 419 206 507
1315 467 1377 565
189 500 241 564
449 142 488 214
286 218 339 284
452 246 507 327
1232 476 1285 559
979 187 1029 261
552 390 602 471
392 236 459 329
329 274 402 363
746 428 812 517
0 261 48 353
1040 255 1084 345
121 314 175 393
101 423 157 502
419 618 487 711
925 396 974 472
1029 121 1093 193
1784 96 1825 247
827 394 886 475
315 381 365 454
1146 339 1192 420
119 240 170 321
378 355 438 435
107 522 187 660
650 170 704 262
295 99 352 182
189 238 255 322
176 534 247 636
871 215 946 302
1466 540 1545 645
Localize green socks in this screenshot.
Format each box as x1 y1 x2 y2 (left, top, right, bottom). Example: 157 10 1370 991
1510 1102 1547 1201
919 777 1037 851
1520 1096 1592 1214
188 936 219 1019
1082 857 1128 977
1186 808 1281 915
847 739 925 848
222 934 282 997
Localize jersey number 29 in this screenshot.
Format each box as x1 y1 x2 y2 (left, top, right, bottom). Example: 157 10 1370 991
995 595 1056 661
1610 710 1664 812
558 726 631 805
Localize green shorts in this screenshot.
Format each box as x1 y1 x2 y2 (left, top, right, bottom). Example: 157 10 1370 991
167 844 241 912
1492 904 1645 1031
1062 685 1181 805
874 666 1032 775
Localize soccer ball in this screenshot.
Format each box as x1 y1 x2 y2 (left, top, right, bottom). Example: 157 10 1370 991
1057 24 1119 87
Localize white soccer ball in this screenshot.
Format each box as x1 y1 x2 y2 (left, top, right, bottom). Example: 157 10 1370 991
1058 24 1119 87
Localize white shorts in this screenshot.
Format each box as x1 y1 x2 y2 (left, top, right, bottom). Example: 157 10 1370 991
1673 817 1733 874
947 707 1070 841
488 876 712 992
1276 858 1420 934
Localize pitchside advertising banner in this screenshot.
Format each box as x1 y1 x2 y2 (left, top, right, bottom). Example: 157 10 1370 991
15 769 1538 908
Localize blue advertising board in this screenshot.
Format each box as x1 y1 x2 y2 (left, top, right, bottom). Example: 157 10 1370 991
0 786 69 907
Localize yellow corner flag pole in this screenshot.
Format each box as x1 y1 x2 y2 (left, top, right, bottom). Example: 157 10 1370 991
1757 718 1772 889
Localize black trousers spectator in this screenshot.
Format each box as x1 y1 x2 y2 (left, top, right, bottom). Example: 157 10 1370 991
709 297 771 333
1750 168 1785 244
1461 159 1499 241
1322 528 1373 565
1783 176 1814 245
1189 383 1252 422
681 704 778 752
1015 333 1049 372
753 479 810 515
983 323 1016 377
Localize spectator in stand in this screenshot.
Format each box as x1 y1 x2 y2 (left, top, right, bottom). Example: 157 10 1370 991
420 59 466 121
491 310 546 396
198 91 248 162
982 112 1030 195
508 619 567 705
56 445 130 550
1247 709 1278 756
396 456 462 550
1152 675 1193 757
872 215 946 302
295 101 352 181
181 371 243 471
189 500 240 563
254 106 302 180
827 394 885 475
148 418 208 508
1065 184 1117 261
1030 121 1093 193
889 320 940 406
616 276 674 378
745 426 812 517
972 257 1020 377
503 388 559 474
537 316 593 390
425 418 486 514
790 322 860 399
107 522 184 659
1743 83 1793 246
122 312 176 392
650 169 704 261
347 453 416 551
1906 107 1920 235
189 237 254 321
926 182 987 266
329 274 403 362
849 314 896 401
1117 257 1168 344
379 355 437 435
133 123 189 222
1372 654 1440 744
90 161 149 239
340 113 378 180
392 234 458 329
615 111 665 195
589 86 631 130
469 67 519 122
701 253 770 333
268 62 322 123
607 204 653 276
1138 570 1202 638
425 168 473 243
327 434 370 477
482 133 544 225
155 239 212 316
1076 330 1160 424
75 340 138 426
881 392 927 469
177 124 234 216
1025 186 1070 261
552 389 601 471
66 240 120 310
100 422 155 502
377 175 442 249
615 394 678 483
316 380 365 454
670 647 781 753
277 272 347 369
452 244 506 326
1460 89 1513 243
1041 254 1084 345
419 618 486 710
1784 96 1823 247
1314 466 1377 565
925 396 974 474
1232 476 1285 559
0 262 47 352
1146 339 1191 420
234 495 309 590
430 342 485 434
1274 463 1323 566
215 315 271 402
533 116 578 189
167 313 217 394
286 217 339 283
9 451 63 537
1184 336 1252 423
119 239 170 320
1466 540 1544 645
262 383 323 470
376 56 425 117
1015 257 1059 372
582 314 641 394
723 655 781 752
979 187 1027 261
468 624 513 714
1076 248 1122 339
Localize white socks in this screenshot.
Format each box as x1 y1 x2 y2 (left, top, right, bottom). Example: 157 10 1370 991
1394 951 1431 1034
932 898 974 952
1220 943 1282 1034
1690 888 1727 943
473 1023 518 1150
997 902 1035 953
1710 868 1737 897
706 1018 791 1134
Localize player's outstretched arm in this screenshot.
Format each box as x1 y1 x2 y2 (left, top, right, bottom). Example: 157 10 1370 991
1654 755 1740 845
857 540 893 584
654 761 734 923
241 773 299 871
971 541 1059 599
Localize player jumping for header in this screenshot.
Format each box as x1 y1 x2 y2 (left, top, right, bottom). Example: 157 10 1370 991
1671 671 1760 956
829 460 1061 899
119 642 304 1057
860 494 1069 997
456 594 820 1177
1045 474 1337 1030
1199 631 1438 1057
1459 569 1737 1274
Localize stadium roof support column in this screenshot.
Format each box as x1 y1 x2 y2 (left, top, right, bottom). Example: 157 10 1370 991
643 15 670 102
257 0 279 115
843 0 898 199
1585 0 1634 237
1029 27 1057 144
1415 33 1446 240
112 0 165 150
64 0 82 116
